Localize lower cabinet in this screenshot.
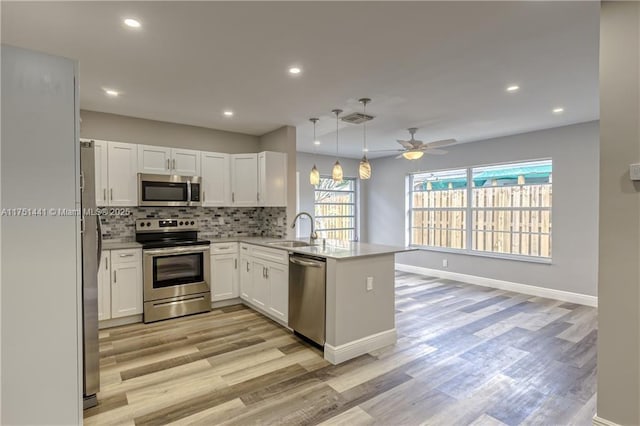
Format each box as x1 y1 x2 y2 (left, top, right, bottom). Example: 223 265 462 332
211 252 239 301
98 248 143 322
241 244 289 325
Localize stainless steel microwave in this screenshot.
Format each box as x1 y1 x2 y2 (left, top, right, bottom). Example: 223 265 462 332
138 173 202 207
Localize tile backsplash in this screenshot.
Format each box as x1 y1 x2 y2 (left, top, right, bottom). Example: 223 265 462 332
100 207 286 240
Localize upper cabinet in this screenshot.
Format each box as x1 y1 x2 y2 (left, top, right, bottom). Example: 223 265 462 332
89 139 137 207
258 151 287 207
138 145 200 176
108 142 138 206
201 152 231 206
230 154 259 206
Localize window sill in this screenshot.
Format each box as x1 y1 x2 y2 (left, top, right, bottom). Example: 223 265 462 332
407 245 552 265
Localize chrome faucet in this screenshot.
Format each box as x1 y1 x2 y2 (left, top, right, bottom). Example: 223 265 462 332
291 212 318 245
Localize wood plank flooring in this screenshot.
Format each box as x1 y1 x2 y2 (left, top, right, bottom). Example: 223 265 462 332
85 271 597 426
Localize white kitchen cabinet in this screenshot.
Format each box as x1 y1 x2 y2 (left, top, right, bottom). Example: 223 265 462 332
110 249 143 318
211 247 239 302
239 244 253 301
250 258 269 309
172 148 201 176
138 145 201 176
94 140 109 206
138 145 172 175
107 141 138 206
97 251 111 321
258 151 287 207
265 260 288 323
201 152 231 206
231 154 258 206
238 244 289 325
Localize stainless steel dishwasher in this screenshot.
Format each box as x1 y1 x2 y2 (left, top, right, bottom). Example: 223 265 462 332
289 254 327 346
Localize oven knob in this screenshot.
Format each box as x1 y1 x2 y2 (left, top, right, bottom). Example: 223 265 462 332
140 222 145 227
190 221 195 225
179 221 184 225
146 222 151 227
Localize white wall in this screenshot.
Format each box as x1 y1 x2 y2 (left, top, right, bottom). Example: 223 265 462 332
1 45 82 424
597 2 640 424
296 152 369 242
368 121 599 297
80 110 260 153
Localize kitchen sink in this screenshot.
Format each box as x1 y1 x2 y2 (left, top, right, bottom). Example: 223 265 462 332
265 240 311 248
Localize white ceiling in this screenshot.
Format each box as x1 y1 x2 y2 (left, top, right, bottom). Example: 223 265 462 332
2 1 599 159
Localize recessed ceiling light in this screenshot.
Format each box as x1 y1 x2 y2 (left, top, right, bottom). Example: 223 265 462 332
104 89 119 97
223 110 234 117
313 140 321 146
552 107 565 114
124 18 141 28
506 85 520 93
288 67 302 75
363 148 369 152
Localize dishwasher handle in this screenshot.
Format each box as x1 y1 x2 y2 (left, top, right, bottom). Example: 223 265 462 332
290 256 325 268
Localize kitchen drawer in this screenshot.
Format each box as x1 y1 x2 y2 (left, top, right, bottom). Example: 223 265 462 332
239 243 253 256
210 242 238 255
110 248 141 264
250 245 288 265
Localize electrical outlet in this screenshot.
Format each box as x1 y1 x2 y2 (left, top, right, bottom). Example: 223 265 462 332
366 277 374 291
442 259 448 268
218 217 225 225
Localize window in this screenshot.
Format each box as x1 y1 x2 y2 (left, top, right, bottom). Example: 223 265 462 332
408 159 552 260
314 177 357 241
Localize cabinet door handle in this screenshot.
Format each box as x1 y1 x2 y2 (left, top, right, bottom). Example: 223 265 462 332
103 188 107 201
119 253 134 257
105 257 108 270
110 188 113 201
113 270 117 283
203 191 206 202
235 259 238 269
172 159 176 170
246 262 250 272
266 267 269 279
257 192 260 202
166 159 170 170
232 192 235 203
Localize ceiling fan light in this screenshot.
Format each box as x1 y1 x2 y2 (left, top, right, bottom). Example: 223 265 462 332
310 164 320 186
359 156 371 180
403 151 424 160
332 160 343 182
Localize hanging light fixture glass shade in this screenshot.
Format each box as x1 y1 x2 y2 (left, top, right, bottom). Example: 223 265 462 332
403 151 424 160
332 160 343 182
359 157 371 179
332 109 343 183
358 98 372 180
310 164 320 185
309 118 320 186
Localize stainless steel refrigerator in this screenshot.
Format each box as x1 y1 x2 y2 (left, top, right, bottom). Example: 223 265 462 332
81 140 101 409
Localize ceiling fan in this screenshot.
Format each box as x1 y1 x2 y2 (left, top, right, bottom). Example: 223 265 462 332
371 128 456 160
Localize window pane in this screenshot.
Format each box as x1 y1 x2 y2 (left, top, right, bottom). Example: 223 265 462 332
313 177 357 241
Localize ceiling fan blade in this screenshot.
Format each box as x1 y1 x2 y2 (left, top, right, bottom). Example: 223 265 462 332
368 148 404 153
397 140 414 150
424 148 448 155
395 154 405 159
426 138 457 148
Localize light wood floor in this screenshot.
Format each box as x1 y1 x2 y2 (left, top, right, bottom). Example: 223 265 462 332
85 271 597 426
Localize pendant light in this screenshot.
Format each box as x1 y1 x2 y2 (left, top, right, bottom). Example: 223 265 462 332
332 109 343 182
358 98 372 180
309 118 320 186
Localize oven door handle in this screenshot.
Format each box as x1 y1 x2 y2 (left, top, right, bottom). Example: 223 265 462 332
144 246 210 256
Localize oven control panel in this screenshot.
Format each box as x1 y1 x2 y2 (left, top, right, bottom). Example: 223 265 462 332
136 218 198 232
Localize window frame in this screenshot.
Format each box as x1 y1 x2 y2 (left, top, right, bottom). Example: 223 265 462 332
314 176 359 241
407 159 552 264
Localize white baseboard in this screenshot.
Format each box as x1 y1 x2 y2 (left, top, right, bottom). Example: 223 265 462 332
593 415 622 426
211 298 243 309
99 314 142 329
395 263 598 307
324 328 397 365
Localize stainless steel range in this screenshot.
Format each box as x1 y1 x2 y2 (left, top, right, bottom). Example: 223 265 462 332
136 218 211 323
